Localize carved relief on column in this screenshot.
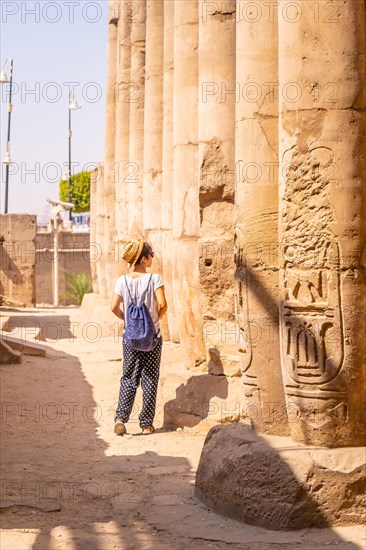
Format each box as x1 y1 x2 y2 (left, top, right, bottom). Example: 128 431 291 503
173 0 205 364
235 1 288 434
198 0 237 376
279 0 366 446
280 148 345 415
128 0 146 236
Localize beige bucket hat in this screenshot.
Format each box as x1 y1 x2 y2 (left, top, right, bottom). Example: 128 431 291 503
121 239 144 267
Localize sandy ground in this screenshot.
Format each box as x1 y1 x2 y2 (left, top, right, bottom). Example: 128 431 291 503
0 307 365 550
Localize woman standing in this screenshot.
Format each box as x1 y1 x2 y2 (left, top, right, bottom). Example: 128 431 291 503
111 239 167 435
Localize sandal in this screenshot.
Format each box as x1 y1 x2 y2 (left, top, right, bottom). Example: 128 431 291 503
142 426 155 435
114 418 127 435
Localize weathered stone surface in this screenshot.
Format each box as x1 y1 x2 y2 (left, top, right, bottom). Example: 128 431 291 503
0 499 61 512
235 0 288 437
35 232 90 306
278 0 366 447
197 1 236 379
114 0 131 257
143 0 163 232
96 5 366 438
89 167 99 294
128 0 146 236
0 316 10 331
78 292 123 339
195 423 366 530
161 361 246 428
0 214 36 307
93 2 366 527
94 163 107 298
207 348 241 377
0 334 51 358
160 0 179 344
0 339 22 364
103 4 118 296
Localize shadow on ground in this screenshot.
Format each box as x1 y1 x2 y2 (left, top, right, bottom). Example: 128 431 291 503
0 311 193 549
0 309 362 549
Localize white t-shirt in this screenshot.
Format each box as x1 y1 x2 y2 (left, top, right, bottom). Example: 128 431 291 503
113 273 164 334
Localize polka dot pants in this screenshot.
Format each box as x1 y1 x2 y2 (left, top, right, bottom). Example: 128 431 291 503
115 337 163 428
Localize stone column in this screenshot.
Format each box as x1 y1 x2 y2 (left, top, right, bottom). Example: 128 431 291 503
89 166 99 294
161 0 179 342
0 214 36 307
161 0 174 232
198 1 237 376
234 1 288 434
98 6 118 298
128 0 146 236
143 0 163 233
95 164 106 297
105 4 119 293
278 0 366 446
143 0 169 337
173 0 205 364
113 0 132 279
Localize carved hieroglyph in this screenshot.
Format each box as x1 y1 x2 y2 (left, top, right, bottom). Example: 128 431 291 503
282 148 343 384
279 0 366 446
235 0 288 435
280 147 348 442
93 0 365 446
198 0 237 378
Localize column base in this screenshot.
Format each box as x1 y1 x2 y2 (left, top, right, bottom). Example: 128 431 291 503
195 423 366 530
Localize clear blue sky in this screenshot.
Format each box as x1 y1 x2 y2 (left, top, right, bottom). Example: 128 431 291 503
0 0 108 220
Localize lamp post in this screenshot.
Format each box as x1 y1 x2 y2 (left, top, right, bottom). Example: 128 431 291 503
68 92 81 222
0 58 14 214
47 199 74 306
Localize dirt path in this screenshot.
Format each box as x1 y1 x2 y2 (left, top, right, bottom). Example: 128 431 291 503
1 308 365 549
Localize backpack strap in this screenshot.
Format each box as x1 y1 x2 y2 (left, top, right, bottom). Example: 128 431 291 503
124 274 153 305
141 274 153 303
124 275 134 303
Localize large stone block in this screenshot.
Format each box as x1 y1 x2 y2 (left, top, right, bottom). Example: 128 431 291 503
161 360 245 428
0 214 36 307
195 423 366 530
77 292 122 339
0 340 22 364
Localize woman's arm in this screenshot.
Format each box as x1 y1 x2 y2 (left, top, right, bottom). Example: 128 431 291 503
111 293 125 321
155 286 167 319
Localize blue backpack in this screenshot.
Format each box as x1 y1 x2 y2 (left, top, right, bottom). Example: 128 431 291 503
124 274 156 351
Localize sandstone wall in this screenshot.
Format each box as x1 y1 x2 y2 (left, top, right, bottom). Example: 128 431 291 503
278 0 366 447
35 232 91 305
0 214 36 307
93 0 366 445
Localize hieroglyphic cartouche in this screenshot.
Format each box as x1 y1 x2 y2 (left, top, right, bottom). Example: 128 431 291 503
281 146 345 395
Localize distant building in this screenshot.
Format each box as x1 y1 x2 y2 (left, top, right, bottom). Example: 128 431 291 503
71 212 90 233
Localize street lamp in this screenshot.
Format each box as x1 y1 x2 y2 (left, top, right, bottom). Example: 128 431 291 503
68 92 81 221
47 199 74 306
0 58 14 214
